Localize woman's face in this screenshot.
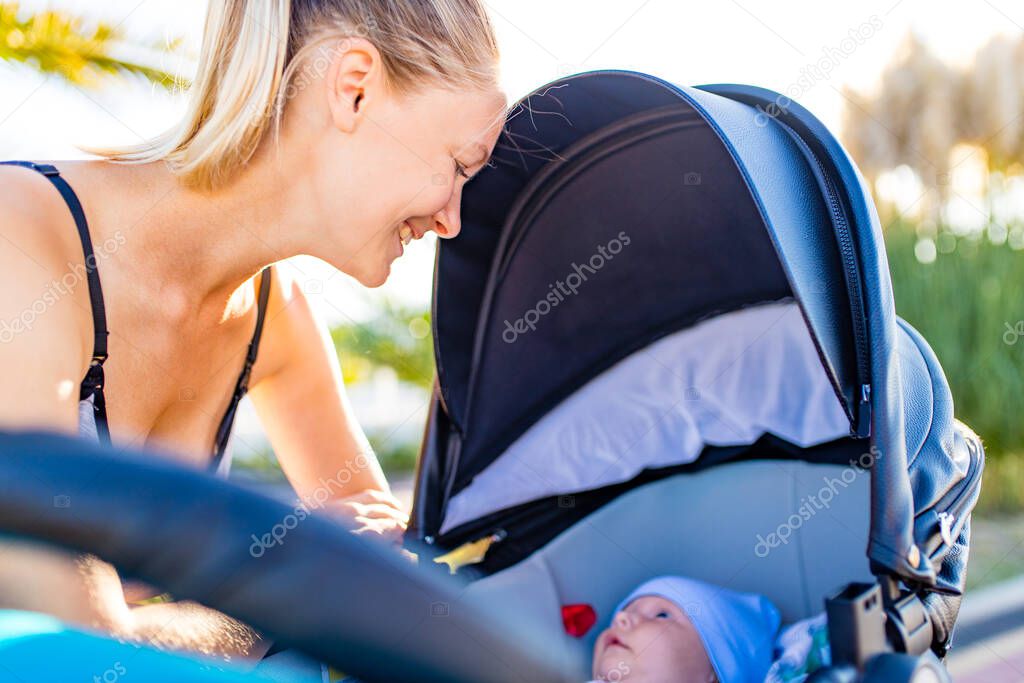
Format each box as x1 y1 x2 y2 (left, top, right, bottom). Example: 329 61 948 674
305 61 506 287
591 596 717 683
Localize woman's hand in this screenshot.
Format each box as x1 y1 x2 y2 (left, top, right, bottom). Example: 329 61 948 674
326 489 408 544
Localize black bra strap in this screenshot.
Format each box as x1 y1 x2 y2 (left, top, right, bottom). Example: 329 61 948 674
2 161 111 445
211 267 273 473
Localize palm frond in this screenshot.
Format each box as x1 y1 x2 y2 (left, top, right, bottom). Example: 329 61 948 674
0 2 187 89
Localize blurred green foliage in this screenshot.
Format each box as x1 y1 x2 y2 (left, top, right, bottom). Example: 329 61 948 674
364 436 420 474
885 222 1024 514
233 303 432 480
331 302 434 390
0 2 185 88
234 435 419 482
331 303 433 474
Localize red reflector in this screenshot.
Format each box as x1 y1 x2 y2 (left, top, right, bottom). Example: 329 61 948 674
561 603 597 637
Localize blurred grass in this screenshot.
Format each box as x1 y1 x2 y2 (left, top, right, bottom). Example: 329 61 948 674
884 221 1024 515
965 513 1024 590
233 434 420 482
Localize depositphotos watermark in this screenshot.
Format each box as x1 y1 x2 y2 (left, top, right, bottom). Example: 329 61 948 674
502 231 632 344
597 662 631 683
0 231 126 344
754 446 880 558
93 662 126 683
249 452 371 557
1004 321 1024 345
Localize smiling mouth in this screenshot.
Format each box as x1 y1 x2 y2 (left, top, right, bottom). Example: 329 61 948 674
399 222 413 246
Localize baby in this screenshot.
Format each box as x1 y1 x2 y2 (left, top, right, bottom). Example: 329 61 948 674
589 576 781 683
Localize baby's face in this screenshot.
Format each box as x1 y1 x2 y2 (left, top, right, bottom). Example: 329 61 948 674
591 596 716 683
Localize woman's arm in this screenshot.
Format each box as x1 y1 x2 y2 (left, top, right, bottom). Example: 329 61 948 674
66 555 267 661
0 171 87 433
248 266 407 539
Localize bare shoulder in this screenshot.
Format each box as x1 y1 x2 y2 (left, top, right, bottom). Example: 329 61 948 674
0 165 86 276
0 166 90 432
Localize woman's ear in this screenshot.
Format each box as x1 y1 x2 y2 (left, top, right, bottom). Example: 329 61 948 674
326 37 381 133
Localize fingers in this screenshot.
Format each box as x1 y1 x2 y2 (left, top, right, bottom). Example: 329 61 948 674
352 516 406 544
323 488 409 546
327 493 407 521
340 488 404 510
342 501 407 524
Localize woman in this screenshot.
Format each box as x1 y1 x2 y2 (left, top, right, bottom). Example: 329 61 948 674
0 0 506 659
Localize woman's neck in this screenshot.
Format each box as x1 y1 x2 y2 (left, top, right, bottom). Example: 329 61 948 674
68 151 323 318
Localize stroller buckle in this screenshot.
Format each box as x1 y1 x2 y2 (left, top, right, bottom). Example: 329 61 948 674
879 575 934 657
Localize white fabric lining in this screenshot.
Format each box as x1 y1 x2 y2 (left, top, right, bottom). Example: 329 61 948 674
78 395 99 443
441 301 851 533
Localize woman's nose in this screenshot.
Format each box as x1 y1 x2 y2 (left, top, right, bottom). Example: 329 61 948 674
432 186 463 239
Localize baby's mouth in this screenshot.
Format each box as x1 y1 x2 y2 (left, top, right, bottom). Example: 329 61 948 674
606 634 631 652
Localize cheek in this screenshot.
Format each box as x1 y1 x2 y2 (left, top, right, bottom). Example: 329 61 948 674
406 183 453 220
366 134 437 205
636 626 710 680
352 175 438 239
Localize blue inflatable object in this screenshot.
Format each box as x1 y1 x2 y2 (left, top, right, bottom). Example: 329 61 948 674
0 610 279 682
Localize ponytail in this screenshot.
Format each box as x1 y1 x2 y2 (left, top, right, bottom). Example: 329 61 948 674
97 0 291 189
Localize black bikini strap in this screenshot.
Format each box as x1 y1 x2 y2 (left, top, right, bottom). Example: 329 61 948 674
2 161 111 445
211 267 273 472
2 161 109 362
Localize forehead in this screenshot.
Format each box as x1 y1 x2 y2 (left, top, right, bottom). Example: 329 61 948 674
416 87 506 146
457 93 507 156
626 595 681 612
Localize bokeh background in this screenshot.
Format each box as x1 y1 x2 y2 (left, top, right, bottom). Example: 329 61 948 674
2 0 1023 588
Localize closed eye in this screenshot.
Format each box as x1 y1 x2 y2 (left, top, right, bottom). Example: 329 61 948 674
656 611 671 619
454 160 470 180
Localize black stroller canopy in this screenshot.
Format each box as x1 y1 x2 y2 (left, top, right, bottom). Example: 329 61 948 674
417 71 983 597
436 72 865 473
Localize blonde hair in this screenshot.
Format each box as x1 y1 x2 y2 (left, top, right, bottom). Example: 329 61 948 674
97 0 500 189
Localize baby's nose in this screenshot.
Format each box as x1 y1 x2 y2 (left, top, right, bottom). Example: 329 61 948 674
614 611 634 630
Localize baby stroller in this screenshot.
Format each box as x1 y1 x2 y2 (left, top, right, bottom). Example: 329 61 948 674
0 71 985 683
409 70 984 681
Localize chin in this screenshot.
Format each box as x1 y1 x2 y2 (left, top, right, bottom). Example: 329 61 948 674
354 262 392 288
596 653 634 682
334 249 394 288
